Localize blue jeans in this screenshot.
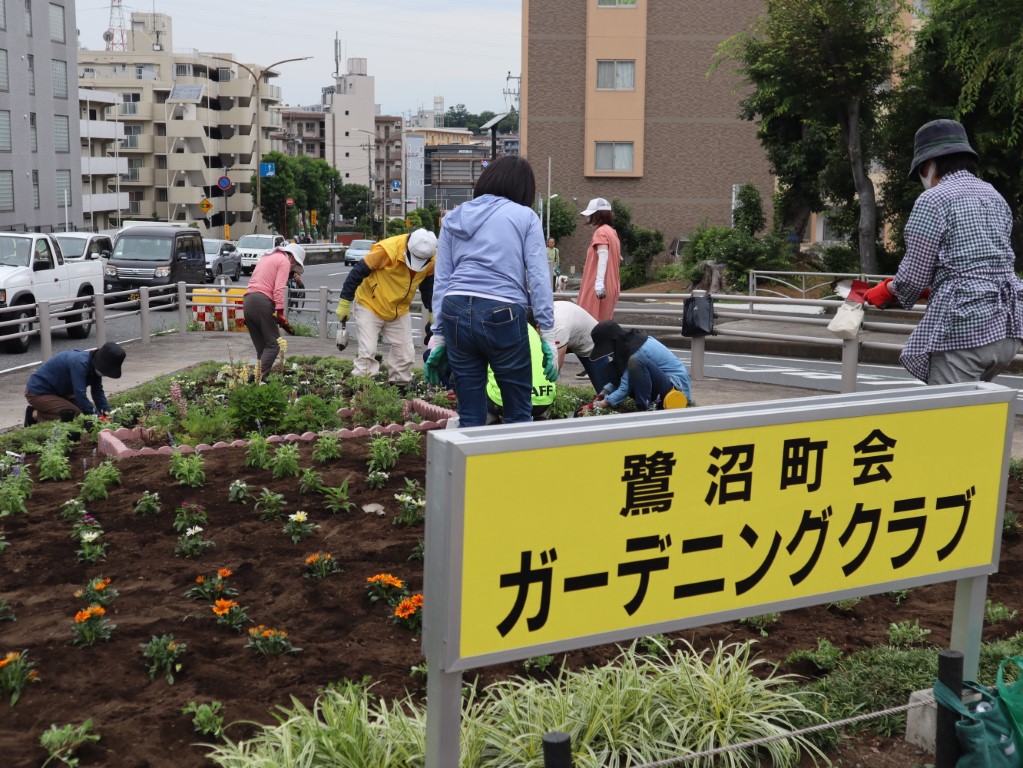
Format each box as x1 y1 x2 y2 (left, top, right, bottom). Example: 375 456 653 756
626 356 673 409
441 295 533 427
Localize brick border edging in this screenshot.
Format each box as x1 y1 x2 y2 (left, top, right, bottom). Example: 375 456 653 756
97 398 459 459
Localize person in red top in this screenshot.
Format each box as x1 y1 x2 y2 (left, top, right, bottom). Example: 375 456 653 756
243 242 305 379
576 197 622 322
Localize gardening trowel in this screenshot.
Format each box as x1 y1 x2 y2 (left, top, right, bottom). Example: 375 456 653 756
832 279 873 303
336 321 348 352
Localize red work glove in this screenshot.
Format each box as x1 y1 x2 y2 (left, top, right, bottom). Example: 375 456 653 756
863 278 896 308
275 310 295 335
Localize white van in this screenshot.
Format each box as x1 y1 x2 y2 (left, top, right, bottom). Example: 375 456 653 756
237 234 285 275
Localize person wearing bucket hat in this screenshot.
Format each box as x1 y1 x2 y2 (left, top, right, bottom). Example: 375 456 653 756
243 242 305 380
23 342 126 424
863 118 1023 384
578 197 622 322
335 228 437 386
586 321 691 412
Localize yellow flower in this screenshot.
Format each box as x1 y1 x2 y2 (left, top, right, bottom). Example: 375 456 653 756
277 338 288 353
0 651 19 669
73 589 84 599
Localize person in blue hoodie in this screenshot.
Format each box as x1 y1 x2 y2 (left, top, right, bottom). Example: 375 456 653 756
424 156 557 427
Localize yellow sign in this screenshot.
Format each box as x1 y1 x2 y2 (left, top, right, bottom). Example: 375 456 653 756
311 210 317 227
458 403 1009 660
223 223 231 240
198 198 213 214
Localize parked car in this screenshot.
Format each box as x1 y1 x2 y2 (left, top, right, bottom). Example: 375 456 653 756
202 239 241 282
0 233 104 352
237 233 285 275
344 239 375 266
104 226 206 303
54 232 113 261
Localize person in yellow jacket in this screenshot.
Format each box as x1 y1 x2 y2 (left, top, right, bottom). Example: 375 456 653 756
336 229 437 385
485 324 556 422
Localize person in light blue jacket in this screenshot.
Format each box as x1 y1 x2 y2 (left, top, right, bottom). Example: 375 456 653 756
589 321 692 411
424 156 557 427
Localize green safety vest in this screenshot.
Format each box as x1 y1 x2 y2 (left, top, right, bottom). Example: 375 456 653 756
486 326 556 407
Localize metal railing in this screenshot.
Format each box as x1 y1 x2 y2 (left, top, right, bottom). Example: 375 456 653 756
749 270 890 300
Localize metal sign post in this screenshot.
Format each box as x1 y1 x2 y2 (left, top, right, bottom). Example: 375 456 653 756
423 383 1016 767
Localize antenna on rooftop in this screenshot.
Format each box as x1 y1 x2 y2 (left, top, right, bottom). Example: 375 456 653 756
104 0 127 51
504 71 521 114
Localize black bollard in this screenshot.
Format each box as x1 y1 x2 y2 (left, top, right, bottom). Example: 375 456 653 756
542 731 574 768
936 649 964 768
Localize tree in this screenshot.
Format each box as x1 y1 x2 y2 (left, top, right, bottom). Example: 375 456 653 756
251 151 298 236
412 206 440 233
337 184 371 223
878 0 1023 266
610 199 665 289
444 104 472 128
716 0 907 273
544 194 577 244
733 183 766 237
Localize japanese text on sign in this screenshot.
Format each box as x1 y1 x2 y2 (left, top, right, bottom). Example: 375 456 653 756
458 404 1008 660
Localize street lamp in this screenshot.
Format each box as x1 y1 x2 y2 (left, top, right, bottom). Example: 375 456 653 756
354 128 375 237
546 193 558 243
208 55 311 233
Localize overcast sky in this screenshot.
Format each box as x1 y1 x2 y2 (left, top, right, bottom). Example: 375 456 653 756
75 0 522 117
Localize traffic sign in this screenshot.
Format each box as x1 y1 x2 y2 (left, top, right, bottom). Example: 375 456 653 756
217 176 232 191
310 210 317 226
259 162 276 178
480 160 490 168
391 180 401 191
198 198 213 214
286 197 295 207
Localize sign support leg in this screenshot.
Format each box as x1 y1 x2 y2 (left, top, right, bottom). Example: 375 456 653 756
950 574 987 681
425 667 462 768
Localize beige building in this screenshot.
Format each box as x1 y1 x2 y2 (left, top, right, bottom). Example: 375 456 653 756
78 13 284 238
522 0 774 267
78 88 130 232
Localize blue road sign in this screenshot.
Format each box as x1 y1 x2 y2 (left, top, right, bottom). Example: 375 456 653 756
391 180 401 191
217 176 232 191
259 162 276 178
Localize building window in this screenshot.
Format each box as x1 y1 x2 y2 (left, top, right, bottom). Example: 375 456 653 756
29 112 36 151
0 170 13 211
31 170 38 209
0 110 10 151
596 60 635 90
26 54 33 94
595 141 634 172
23 0 30 35
128 189 143 214
48 2 63 42
53 114 69 152
55 169 71 206
175 63 192 77
217 67 232 81
51 59 67 98
305 143 315 154
126 156 143 181
0 49 8 91
0 0 6 30
597 0 636 5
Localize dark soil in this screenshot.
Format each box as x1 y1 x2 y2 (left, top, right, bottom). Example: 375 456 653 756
2 436 1022 767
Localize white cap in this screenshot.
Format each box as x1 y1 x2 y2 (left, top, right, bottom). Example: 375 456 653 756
282 242 306 266
580 198 612 216
406 228 438 270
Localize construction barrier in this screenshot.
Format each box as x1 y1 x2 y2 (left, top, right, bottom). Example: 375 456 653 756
192 287 246 332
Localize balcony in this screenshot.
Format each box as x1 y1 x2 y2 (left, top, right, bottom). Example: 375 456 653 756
218 134 254 155
168 154 205 172
217 78 254 99
80 120 125 142
81 191 130 213
81 155 129 176
119 134 154 153
118 102 154 120
167 121 207 140
168 186 210 206
216 107 255 126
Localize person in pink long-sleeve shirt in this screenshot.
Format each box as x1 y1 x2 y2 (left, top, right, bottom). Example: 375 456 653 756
243 243 305 379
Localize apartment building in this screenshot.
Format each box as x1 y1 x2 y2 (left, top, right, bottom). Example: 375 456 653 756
522 0 773 265
79 88 129 231
78 13 283 238
276 107 326 159
0 0 83 231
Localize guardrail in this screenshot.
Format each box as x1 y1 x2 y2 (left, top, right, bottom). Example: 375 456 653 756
3 282 997 398
749 269 890 300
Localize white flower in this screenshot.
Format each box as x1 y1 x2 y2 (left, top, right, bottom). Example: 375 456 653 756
289 511 308 523
185 526 203 537
80 530 100 543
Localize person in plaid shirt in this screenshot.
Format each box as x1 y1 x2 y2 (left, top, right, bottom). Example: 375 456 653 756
865 119 1023 383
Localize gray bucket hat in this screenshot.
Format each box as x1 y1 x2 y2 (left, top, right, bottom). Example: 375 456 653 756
908 119 977 178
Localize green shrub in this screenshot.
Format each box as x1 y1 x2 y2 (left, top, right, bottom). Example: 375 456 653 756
228 379 290 434
280 394 343 434
178 406 234 447
348 383 405 427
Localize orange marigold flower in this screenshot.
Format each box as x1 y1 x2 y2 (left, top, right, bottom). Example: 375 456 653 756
367 573 403 589
95 578 111 591
410 594 424 608
28 669 40 681
305 554 321 565
195 575 205 584
217 568 233 579
261 629 275 638
212 599 237 617
88 605 106 618
323 554 332 561
74 609 92 624
394 598 421 620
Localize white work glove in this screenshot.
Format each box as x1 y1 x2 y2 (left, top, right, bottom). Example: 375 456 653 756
594 283 606 300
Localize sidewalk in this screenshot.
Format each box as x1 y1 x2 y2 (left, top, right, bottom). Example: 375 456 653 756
3 329 1021 456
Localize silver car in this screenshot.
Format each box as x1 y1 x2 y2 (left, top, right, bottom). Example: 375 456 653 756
202 239 241 282
344 239 376 266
